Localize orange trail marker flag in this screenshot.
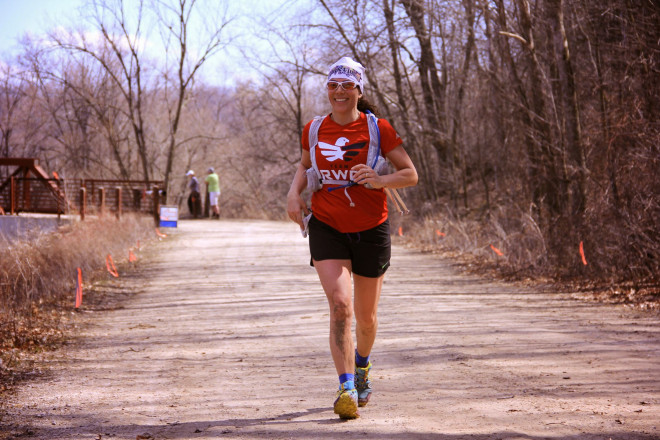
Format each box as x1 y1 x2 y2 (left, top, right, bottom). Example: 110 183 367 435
436 230 446 237
490 244 504 256
129 249 137 263
398 226 403 236
579 241 588 265
106 254 119 277
75 268 83 308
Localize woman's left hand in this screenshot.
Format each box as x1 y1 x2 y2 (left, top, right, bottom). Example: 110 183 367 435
352 164 383 188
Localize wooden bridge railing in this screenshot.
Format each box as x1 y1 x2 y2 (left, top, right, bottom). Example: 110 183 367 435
0 177 164 220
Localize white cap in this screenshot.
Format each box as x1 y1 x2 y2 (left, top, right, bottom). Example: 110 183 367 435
328 57 365 91
185 170 194 176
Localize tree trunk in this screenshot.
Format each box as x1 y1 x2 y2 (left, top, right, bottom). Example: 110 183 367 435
515 0 563 222
451 0 476 210
547 0 586 218
383 0 438 200
400 0 448 162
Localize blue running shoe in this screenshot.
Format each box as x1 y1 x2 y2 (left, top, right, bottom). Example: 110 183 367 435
333 384 359 419
355 362 372 407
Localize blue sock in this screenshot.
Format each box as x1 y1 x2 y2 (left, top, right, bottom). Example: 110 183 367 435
355 350 370 368
339 373 355 390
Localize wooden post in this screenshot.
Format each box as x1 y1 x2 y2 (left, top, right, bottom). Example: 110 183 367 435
80 187 86 221
99 187 106 216
56 179 61 220
132 188 142 211
116 187 122 219
152 185 160 225
10 176 15 215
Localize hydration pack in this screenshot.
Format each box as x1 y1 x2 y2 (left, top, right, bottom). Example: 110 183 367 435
305 111 388 207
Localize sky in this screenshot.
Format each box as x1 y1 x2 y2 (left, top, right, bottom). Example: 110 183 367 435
0 0 300 86
0 0 86 52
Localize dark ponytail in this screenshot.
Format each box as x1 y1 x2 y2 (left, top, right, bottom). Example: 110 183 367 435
357 94 380 117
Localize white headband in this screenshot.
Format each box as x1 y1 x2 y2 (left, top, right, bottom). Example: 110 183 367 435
327 57 365 91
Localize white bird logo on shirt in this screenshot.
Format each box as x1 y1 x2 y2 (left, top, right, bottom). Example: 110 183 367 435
318 137 365 162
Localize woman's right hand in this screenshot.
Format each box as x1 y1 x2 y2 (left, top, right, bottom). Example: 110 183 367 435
287 192 310 228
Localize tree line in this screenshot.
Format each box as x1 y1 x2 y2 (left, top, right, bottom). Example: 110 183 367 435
1 0 658 283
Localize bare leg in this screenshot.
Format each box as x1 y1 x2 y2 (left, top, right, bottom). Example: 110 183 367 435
353 273 384 358
313 259 355 376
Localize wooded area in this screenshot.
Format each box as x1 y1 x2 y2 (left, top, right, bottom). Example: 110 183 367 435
1 0 658 284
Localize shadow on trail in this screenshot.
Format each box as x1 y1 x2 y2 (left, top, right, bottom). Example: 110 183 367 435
8 414 659 440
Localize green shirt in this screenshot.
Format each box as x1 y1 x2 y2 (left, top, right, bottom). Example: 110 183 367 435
205 173 220 192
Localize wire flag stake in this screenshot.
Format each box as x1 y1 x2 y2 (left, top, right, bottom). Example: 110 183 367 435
579 241 588 265
490 244 504 256
74 268 83 308
106 254 119 277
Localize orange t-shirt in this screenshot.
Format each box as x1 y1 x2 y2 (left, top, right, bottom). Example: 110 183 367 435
302 112 403 233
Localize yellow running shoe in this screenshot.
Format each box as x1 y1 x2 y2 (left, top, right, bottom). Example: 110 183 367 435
333 384 359 419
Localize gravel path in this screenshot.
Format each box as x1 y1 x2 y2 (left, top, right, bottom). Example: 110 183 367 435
1 219 659 439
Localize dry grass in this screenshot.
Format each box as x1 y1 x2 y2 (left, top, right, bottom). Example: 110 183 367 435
0 214 156 390
397 205 547 274
395 205 659 311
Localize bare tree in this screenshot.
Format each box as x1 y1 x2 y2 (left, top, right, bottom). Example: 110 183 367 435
382 0 439 200
546 0 585 218
153 0 234 199
0 63 24 161
47 0 153 180
400 0 448 163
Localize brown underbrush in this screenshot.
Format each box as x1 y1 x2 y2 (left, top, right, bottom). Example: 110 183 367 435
389 205 659 313
0 214 157 392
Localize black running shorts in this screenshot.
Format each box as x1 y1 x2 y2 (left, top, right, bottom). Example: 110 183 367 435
308 215 391 278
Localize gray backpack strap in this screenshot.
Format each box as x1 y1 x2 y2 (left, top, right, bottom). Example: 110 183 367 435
365 112 381 170
366 113 389 177
307 115 326 192
305 168 321 192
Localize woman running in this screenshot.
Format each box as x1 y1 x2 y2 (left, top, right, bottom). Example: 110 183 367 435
286 56 418 419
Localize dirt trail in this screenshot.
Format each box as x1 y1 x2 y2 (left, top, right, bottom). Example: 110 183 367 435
1 219 659 439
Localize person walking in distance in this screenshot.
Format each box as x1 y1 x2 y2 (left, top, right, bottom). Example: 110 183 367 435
286 57 418 419
205 167 221 219
186 170 201 218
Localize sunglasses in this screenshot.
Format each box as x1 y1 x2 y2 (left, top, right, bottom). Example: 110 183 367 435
326 80 358 91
